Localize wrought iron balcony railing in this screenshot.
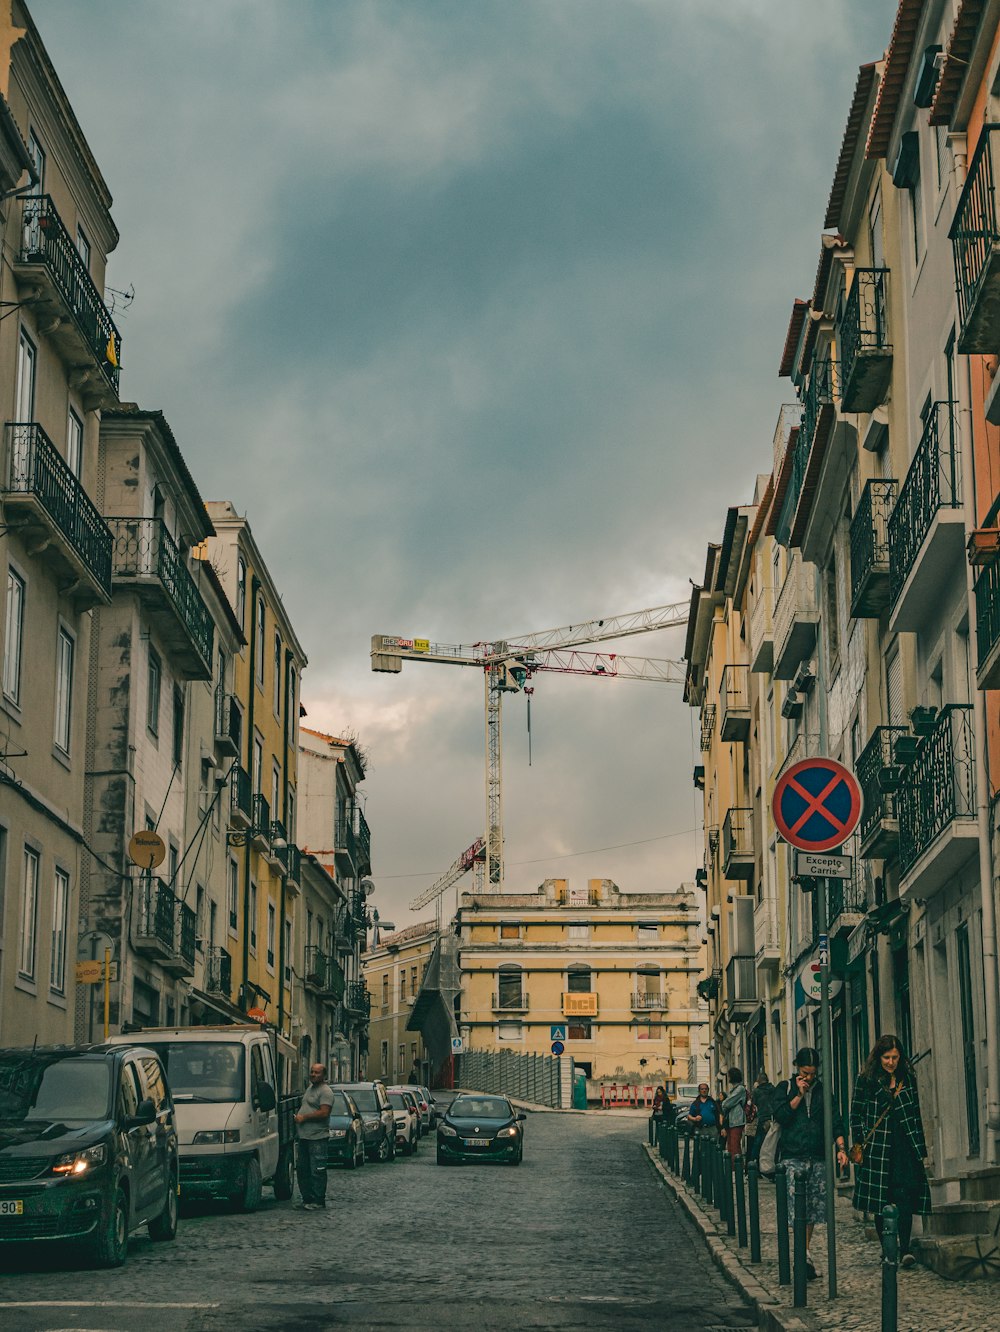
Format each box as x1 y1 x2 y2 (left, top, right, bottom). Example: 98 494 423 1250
748 585 775 674
213 685 241 756
355 807 372 874
719 664 750 742
722 807 754 878
335 815 358 867
631 991 666 1010
975 556 1000 688
899 705 976 874
828 859 869 925
344 980 371 1016
2 423 112 605
178 901 197 968
269 817 289 871
285 843 302 888
888 402 961 608
136 877 177 953
850 478 897 618
18 194 121 394
856 725 907 854
251 793 271 849
206 946 232 997
230 764 252 828
107 517 214 678
492 990 529 1011
838 268 892 411
776 360 837 546
950 124 1000 353
724 955 757 1017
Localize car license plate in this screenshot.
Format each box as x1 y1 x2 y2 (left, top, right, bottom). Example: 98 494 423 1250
464 1138 490 1147
0 1200 23 1215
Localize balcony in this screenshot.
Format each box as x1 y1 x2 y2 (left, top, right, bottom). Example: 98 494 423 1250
174 902 197 975
251 793 271 853
724 955 758 1022
492 990 529 1012
776 360 837 548
850 479 897 618
229 765 252 829
827 852 868 938
335 815 358 869
206 946 232 998
355 808 372 876
772 552 819 679
1 423 112 608
838 268 892 412
899 705 978 901
14 195 121 405
344 980 371 1016
631 991 666 1010
107 517 214 679
562 992 598 1017
267 817 288 872
719 665 750 743
974 555 1000 689
722 808 754 879
134 878 193 975
285 844 302 894
749 586 775 674
754 896 780 968
303 946 345 1001
213 686 241 758
857 726 907 859
950 125 1000 353
888 402 964 634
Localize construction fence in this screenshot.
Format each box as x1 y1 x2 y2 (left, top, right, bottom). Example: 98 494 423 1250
457 1048 574 1108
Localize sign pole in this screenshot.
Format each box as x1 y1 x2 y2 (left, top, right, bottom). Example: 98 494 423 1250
103 948 111 1040
819 880 837 1299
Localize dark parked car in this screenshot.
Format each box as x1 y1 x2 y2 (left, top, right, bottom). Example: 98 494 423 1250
436 1093 525 1166
325 1090 366 1169
0 1044 179 1267
332 1081 395 1162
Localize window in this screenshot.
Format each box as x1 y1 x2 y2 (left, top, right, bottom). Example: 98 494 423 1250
255 597 265 688
228 858 239 932
0 825 7 934
284 918 292 983
273 631 282 717
271 762 280 823
195 886 205 952
381 1042 388 1076
236 557 247 627
567 1019 592 1040
824 557 840 668
66 409 83 478
266 900 276 969
909 136 924 262
499 921 520 940
568 922 590 941
399 970 407 1002
497 964 524 1009
19 846 39 980
567 965 592 993
498 1021 523 1041
410 964 418 995
398 1043 405 1076
172 686 185 767
637 1024 662 1041
382 974 389 1007
252 733 263 796
15 328 36 422
27 130 45 194
3 569 25 702
249 882 258 952
76 225 91 271
286 787 295 842
287 662 297 745
147 647 161 736
50 867 68 992
54 627 74 753
637 924 658 942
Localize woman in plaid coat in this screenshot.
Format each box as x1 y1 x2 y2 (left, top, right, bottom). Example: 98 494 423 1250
850 1035 931 1267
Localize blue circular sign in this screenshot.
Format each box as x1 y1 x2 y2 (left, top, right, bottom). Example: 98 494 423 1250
551 1040 565 1055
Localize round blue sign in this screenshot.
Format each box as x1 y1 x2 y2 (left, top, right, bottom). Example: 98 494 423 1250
551 1040 565 1055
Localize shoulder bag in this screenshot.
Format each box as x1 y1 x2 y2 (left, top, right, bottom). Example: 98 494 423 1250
849 1086 898 1166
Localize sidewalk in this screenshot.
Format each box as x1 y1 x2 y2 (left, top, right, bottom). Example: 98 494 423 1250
644 1143 997 1332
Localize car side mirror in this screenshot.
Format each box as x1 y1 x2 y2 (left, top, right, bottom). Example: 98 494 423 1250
517 1113 527 1121
256 1082 277 1112
125 1098 156 1129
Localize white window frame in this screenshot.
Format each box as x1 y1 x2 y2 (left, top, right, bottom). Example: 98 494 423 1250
19 846 39 981
76 224 91 272
66 408 84 479
255 596 265 688
266 900 276 971
54 624 74 754
498 1021 523 1041
236 557 247 628
147 645 161 737
637 923 658 942
567 922 590 941
50 866 69 992
3 566 25 703
273 630 281 718
228 857 239 934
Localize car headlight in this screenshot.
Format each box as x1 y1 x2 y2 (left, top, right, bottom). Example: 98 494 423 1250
51 1143 107 1176
438 1124 458 1137
365 1120 380 1131
496 1126 519 1139
328 1129 347 1139
192 1129 241 1144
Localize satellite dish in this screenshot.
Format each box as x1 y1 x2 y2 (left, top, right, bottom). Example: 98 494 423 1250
361 879 375 897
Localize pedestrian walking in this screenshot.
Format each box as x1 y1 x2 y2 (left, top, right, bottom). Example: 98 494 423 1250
294 1062 334 1210
849 1035 931 1269
745 1071 774 1165
652 1084 666 1119
773 1046 849 1280
721 1066 749 1158
686 1082 722 1139
408 1059 421 1085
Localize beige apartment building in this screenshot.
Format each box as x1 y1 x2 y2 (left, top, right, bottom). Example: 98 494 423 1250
455 878 705 1085
0 3 122 1044
363 919 436 1085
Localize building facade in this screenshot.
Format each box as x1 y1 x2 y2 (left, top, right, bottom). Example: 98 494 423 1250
362 919 436 1086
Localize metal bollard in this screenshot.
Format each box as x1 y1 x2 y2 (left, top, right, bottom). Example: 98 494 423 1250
691 1134 701 1194
648 1115 656 1146
724 1149 736 1236
682 1130 691 1183
881 1204 899 1332
747 1161 761 1264
734 1154 748 1247
658 1121 668 1162
714 1142 725 1219
793 1171 808 1308
775 1163 791 1286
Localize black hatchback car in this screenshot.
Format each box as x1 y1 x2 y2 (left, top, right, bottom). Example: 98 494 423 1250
325 1089 366 1169
0 1044 179 1266
332 1081 396 1162
436 1093 525 1165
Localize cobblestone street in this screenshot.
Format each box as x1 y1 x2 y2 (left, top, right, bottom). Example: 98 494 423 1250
0 1112 753 1331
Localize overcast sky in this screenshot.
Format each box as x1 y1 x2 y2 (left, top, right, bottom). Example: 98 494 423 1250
33 0 896 927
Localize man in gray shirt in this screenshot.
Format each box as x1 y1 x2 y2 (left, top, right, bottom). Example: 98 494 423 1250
294 1062 334 1209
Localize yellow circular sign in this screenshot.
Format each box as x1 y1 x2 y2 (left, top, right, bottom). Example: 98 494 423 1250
128 830 166 870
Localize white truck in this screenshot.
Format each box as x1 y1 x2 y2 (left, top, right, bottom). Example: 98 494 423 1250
108 1026 296 1211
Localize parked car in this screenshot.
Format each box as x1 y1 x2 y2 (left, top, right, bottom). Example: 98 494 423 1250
108 1026 295 1211
409 1086 435 1133
0 1044 179 1267
332 1081 395 1162
436 1093 525 1166
386 1089 420 1155
325 1090 366 1169
419 1087 440 1128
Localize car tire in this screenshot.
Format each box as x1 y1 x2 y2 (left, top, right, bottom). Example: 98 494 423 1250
387 1135 397 1162
93 1185 129 1268
411 1134 418 1155
273 1147 294 1200
510 1148 523 1167
233 1156 262 1213
377 1134 390 1163
436 1149 448 1165
148 1168 178 1240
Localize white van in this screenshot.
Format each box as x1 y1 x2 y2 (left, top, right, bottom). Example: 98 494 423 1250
108 1026 294 1211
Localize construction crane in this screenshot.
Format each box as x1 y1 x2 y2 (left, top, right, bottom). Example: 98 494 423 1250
409 836 486 919
373 601 689 894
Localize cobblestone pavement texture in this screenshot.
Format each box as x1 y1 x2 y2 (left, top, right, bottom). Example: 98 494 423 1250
0 1108 754 1331
646 1141 1000 1332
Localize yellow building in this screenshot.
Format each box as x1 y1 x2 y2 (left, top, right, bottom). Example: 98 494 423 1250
202 501 308 1083
456 878 704 1086
362 920 437 1085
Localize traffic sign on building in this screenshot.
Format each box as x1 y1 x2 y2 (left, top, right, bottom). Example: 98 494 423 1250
772 757 863 853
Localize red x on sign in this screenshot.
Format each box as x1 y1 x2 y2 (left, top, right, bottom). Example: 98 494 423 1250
771 757 863 853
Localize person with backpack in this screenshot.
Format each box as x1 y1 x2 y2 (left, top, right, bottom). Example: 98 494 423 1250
721 1066 749 1157
745 1071 774 1165
685 1083 721 1139
773 1046 849 1280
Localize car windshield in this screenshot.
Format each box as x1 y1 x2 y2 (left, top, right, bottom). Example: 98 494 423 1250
329 1092 354 1116
139 1042 245 1103
388 1093 409 1110
451 1097 510 1119
350 1089 377 1113
0 1055 111 1124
